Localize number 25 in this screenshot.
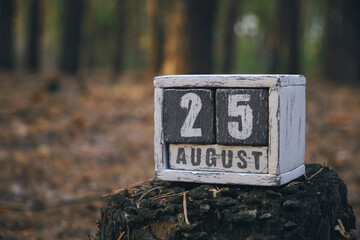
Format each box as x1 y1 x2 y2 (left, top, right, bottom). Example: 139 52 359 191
179 92 253 140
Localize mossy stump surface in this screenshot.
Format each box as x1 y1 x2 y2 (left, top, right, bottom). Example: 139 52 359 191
96 164 356 240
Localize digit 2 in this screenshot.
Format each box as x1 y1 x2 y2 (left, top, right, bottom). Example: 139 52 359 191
180 93 202 137
163 89 215 144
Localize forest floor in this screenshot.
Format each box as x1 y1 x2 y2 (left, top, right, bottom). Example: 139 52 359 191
0 72 359 239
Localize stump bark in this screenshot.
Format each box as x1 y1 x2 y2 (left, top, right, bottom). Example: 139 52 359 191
96 164 356 240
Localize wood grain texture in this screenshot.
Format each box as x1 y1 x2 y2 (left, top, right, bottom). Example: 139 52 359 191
154 88 165 171
155 164 304 186
169 144 268 173
163 89 215 144
98 165 355 240
268 87 280 175
154 74 306 88
216 88 268 145
278 86 306 174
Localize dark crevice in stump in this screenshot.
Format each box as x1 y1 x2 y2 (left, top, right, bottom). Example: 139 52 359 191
96 164 356 240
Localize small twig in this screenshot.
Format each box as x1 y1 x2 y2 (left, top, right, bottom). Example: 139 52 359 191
152 191 189 200
151 192 171 200
101 178 154 198
117 231 125 240
335 219 360 239
135 187 163 203
335 219 350 239
304 167 324 181
101 188 125 198
287 168 325 187
183 192 190 225
286 181 302 188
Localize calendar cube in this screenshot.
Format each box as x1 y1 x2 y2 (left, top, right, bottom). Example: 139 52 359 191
154 75 306 186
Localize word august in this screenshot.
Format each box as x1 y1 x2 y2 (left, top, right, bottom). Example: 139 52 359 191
169 145 268 173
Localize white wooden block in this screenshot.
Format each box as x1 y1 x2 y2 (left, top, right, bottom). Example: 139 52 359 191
154 74 306 186
278 86 306 174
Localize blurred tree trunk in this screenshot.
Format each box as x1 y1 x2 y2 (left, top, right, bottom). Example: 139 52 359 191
77 0 97 93
148 0 165 75
324 0 360 83
127 0 142 69
112 0 127 81
222 0 242 74
25 0 43 72
161 0 217 75
80 0 95 72
59 0 84 75
0 0 15 71
271 0 300 73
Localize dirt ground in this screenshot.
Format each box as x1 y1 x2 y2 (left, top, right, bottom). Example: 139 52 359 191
0 72 359 239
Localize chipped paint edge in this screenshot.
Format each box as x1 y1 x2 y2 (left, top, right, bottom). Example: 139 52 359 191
154 88 164 171
268 86 280 175
278 164 305 185
154 74 305 88
155 164 305 186
278 86 306 174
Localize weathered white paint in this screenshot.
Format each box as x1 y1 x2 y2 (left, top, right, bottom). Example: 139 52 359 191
268 87 280 175
227 94 253 140
154 88 164 171
278 86 306 174
278 75 306 87
169 144 268 173
154 74 305 88
180 93 202 137
155 164 305 186
278 164 305 185
153 74 306 186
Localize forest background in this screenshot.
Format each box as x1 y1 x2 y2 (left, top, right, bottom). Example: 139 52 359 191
0 0 360 239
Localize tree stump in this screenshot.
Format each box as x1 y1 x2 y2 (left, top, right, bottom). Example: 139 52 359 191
96 164 356 240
